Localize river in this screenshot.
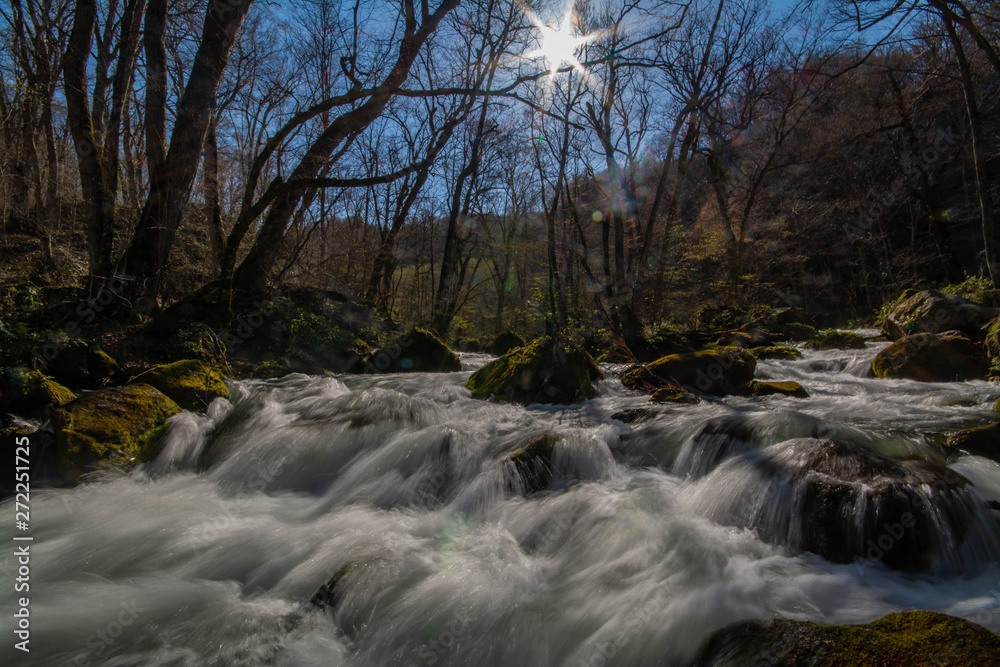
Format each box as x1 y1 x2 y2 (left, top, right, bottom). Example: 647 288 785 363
5 332 1000 666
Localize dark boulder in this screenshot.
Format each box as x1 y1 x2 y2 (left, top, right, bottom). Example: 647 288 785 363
488 331 526 356
744 380 809 399
946 423 1000 463
881 289 1000 341
644 347 756 397
747 345 802 361
367 327 461 373
871 332 989 382
0 366 75 418
41 339 118 388
804 329 866 350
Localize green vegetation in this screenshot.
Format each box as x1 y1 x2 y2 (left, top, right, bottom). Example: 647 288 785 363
467 337 602 405
130 359 229 411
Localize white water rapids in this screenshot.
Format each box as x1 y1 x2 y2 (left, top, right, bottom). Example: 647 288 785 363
4 333 1000 666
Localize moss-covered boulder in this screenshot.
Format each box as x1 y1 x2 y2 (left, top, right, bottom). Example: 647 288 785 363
251 360 292 379
366 327 461 373
745 380 809 399
694 611 1000 667
804 329 867 350
871 333 989 382
130 359 229 411
0 366 75 417
748 345 802 361
882 289 1000 341
467 337 603 405
51 384 181 479
650 388 701 404
489 331 526 356
42 339 119 388
946 423 1000 463
644 347 756 396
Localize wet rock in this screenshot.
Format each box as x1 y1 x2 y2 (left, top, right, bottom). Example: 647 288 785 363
715 329 771 349
311 557 397 638
745 380 809 399
488 331 526 356
871 332 989 382
0 366 75 418
41 339 118 388
643 347 756 397
881 289 1000 341
699 438 998 573
609 408 659 424
694 611 1000 667
621 364 674 392
650 388 702 404
747 345 802 361
367 327 461 373
51 384 181 480
503 431 562 495
946 423 1000 463
130 359 229 411
804 329 866 350
467 337 603 405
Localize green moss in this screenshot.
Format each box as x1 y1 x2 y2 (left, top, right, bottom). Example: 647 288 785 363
130 359 229 411
645 347 756 396
52 384 181 479
748 345 803 361
0 366 75 417
746 380 809 398
252 360 292 379
698 611 1000 667
805 329 867 350
466 337 603 405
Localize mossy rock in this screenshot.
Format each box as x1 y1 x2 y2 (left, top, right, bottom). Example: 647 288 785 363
715 330 771 349
251 360 292 379
694 611 1000 667
645 347 756 396
774 322 816 341
871 333 989 382
946 423 1000 463
762 307 812 328
41 339 119 389
130 359 229 411
51 384 181 479
0 366 75 418
882 289 1000 341
367 327 461 373
745 380 809 399
489 331 526 356
650 388 701 404
467 337 603 405
804 330 867 350
748 345 802 361
995 397 1000 412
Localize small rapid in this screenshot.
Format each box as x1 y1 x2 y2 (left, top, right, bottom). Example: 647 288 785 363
4 336 1000 666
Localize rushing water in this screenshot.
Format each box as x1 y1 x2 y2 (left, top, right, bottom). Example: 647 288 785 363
4 334 1000 666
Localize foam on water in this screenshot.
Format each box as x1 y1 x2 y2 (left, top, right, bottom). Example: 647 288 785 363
3 336 1000 666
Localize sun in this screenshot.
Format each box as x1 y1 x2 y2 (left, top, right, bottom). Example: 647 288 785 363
524 2 598 80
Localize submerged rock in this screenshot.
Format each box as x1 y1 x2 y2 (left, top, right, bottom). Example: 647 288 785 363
695 611 1000 667
467 337 602 405
871 332 989 381
804 329 866 350
51 384 181 479
747 345 802 361
881 289 999 341
643 347 756 397
489 331 526 356
367 327 461 373
130 359 229 411
503 431 562 495
0 366 75 418
693 438 999 573
744 380 809 398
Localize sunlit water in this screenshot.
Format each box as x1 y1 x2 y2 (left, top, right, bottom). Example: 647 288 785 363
4 334 1000 666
